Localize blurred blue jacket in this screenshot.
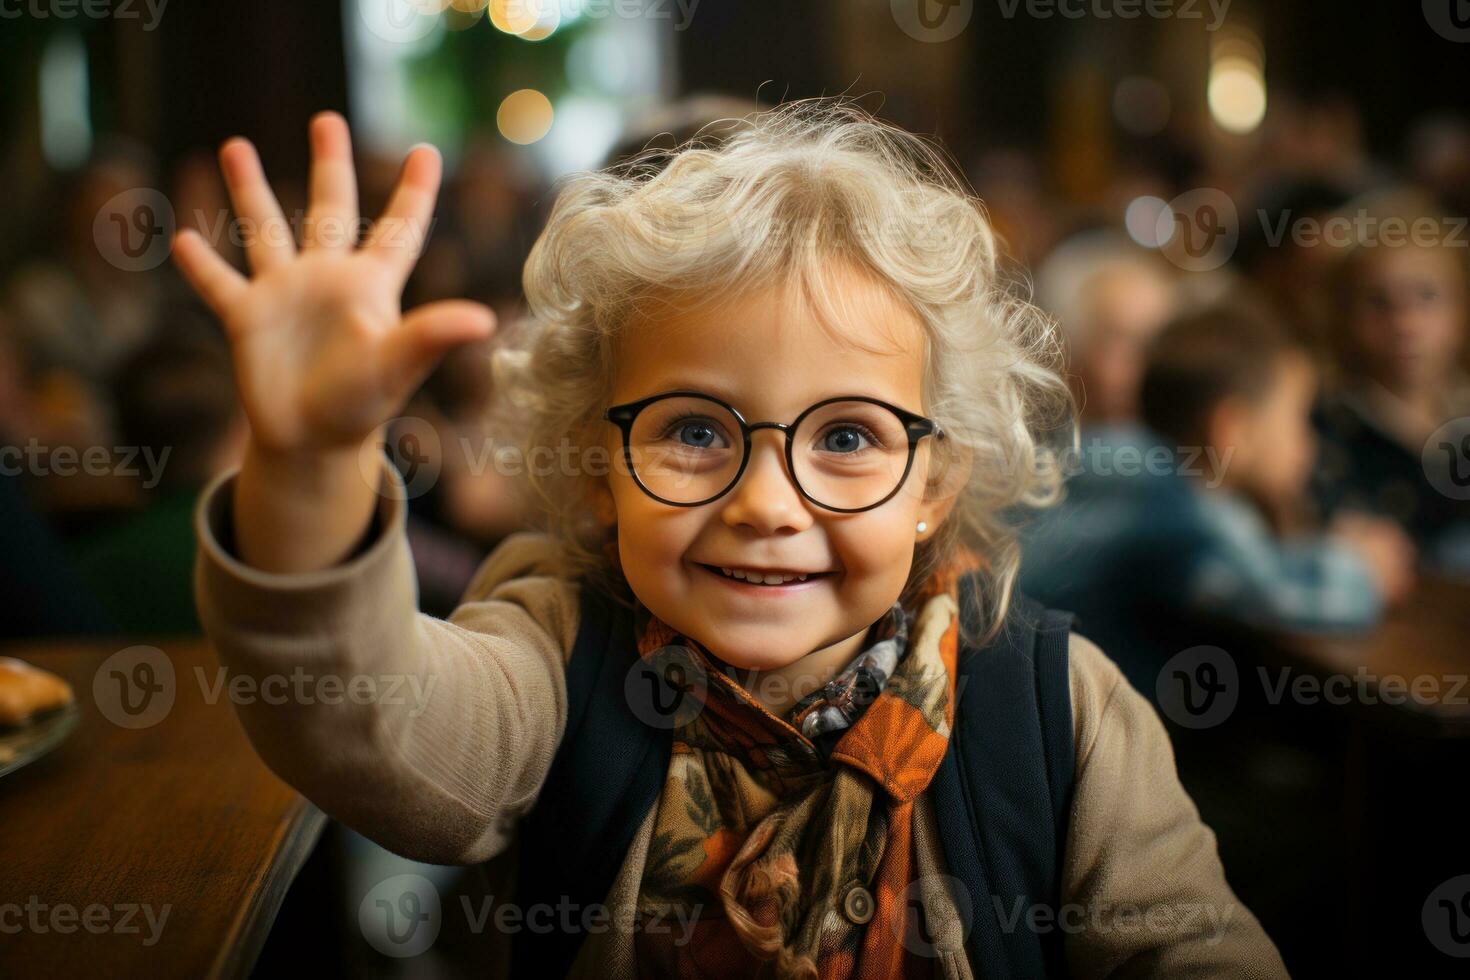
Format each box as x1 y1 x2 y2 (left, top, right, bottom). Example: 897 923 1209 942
1019 424 1382 696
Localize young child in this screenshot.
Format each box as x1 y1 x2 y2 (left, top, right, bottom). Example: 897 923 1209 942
174 103 1287 977
1136 306 1416 633
1312 189 1470 572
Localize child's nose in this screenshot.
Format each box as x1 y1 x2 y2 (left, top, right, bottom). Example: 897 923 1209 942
719 430 814 534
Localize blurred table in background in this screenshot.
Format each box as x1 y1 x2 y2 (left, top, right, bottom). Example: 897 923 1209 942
1221 576 1470 974
0 638 324 979
1270 576 1470 737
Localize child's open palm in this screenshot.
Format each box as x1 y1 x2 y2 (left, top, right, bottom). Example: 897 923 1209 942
171 111 495 455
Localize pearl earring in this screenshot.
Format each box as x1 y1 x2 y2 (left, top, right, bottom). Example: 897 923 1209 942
916 521 927 534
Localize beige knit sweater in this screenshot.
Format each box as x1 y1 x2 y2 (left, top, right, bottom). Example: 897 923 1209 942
193 457 1289 978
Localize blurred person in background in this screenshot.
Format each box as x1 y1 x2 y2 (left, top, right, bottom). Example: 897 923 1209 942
69 324 248 635
1138 307 1415 631
1407 114 1470 219
3 144 168 386
0 314 116 638
1311 188 1470 573
1236 179 1355 360
1023 305 1414 695
0 293 133 528
0 143 218 528
1035 229 1181 429
1261 90 1391 195
1021 232 1183 686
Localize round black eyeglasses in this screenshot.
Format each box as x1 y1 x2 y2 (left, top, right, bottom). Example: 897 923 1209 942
602 390 945 513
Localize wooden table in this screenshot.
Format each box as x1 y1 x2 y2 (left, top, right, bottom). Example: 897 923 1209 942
0 638 325 979
1267 576 1470 737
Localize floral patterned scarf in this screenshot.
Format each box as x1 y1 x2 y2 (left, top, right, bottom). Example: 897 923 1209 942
630 547 983 979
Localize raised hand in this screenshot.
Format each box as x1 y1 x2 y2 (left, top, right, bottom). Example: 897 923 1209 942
172 111 495 454
172 112 496 573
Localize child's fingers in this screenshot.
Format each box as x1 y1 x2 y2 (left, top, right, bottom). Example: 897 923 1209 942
386 300 496 393
171 229 248 318
218 136 298 274
304 111 359 252
364 144 442 281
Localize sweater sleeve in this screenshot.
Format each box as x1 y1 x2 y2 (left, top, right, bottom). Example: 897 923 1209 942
192 455 580 865
1060 634 1290 979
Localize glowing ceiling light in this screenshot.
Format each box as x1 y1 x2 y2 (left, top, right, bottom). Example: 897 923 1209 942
1208 57 1267 135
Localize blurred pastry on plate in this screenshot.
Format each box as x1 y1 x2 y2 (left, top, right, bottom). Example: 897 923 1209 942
0 657 74 727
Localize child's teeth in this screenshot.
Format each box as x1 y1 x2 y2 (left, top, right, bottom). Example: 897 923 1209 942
716 566 808 585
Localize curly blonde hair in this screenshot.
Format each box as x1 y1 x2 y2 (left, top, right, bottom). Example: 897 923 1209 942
491 97 1075 642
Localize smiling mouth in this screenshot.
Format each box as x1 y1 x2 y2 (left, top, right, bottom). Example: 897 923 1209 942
694 563 836 588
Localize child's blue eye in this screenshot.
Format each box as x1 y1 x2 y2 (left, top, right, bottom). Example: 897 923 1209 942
658 414 729 449
679 422 719 448
820 424 877 454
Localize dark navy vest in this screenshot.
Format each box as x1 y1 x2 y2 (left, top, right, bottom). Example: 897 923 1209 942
508 575 1076 978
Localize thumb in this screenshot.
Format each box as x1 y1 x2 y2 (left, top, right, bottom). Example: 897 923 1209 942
388 300 497 392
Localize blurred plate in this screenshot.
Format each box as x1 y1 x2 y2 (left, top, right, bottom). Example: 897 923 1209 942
0 701 79 779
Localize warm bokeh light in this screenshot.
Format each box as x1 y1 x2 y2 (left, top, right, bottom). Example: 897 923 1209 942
496 88 554 144
1208 57 1267 135
488 0 539 35
519 0 560 40
490 0 538 35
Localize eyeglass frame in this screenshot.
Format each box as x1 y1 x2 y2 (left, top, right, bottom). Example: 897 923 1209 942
602 389 946 513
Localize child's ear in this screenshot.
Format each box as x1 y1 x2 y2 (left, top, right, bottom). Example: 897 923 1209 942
924 428 974 502
1207 396 1248 461
590 478 617 529
916 435 974 541
916 494 962 543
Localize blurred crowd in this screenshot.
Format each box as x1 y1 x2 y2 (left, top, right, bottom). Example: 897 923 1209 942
1005 105 1470 696
0 128 549 635
2 90 1468 663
